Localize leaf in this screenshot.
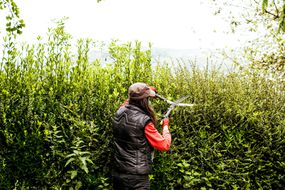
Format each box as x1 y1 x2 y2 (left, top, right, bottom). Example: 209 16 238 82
75 181 82 190
65 158 75 167
86 158 94 165
66 178 71 184
79 157 89 173
78 151 91 155
81 164 89 174
262 0 268 13
183 161 190 168
71 170 77 179
65 153 76 158
73 150 79 155
79 157 86 165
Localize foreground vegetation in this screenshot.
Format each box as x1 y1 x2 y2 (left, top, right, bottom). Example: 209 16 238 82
0 21 284 189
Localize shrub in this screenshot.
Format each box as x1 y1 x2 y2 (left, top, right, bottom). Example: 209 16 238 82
0 20 284 189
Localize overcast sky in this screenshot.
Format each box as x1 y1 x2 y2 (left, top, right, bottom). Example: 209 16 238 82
7 0 250 49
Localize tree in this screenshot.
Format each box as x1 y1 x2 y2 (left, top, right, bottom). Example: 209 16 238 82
0 0 105 35
247 0 285 75
0 0 25 35
211 0 284 33
211 0 285 76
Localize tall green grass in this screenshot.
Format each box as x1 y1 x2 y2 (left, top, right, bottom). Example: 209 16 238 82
0 20 284 189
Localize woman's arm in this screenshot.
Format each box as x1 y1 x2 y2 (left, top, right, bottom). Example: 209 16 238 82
144 122 171 151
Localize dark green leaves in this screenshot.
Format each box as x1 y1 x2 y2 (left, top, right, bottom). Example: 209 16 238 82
0 16 284 189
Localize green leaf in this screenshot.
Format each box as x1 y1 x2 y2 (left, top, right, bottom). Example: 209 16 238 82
71 170 77 179
262 0 268 13
78 151 91 155
86 158 94 165
66 178 71 184
75 181 82 190
65 158 75 167
81 164 89 174
66 153 76 158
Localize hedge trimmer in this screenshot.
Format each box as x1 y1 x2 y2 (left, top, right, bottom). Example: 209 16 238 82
156 94 195 118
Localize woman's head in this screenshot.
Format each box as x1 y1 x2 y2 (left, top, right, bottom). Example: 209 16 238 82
128 82 156 100
128 82 157 124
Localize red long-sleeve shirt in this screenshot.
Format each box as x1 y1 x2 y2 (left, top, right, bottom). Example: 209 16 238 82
145 121 171 151
120 100 171 151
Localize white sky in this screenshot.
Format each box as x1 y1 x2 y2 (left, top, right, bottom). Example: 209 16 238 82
5 0 249 49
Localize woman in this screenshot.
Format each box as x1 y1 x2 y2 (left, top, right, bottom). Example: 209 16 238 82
112 82 172 190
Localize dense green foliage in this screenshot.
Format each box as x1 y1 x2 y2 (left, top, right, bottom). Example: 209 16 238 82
151 65 285 189
0 22 285 189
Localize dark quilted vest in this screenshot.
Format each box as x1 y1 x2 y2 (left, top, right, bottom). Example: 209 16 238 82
113 104 153 174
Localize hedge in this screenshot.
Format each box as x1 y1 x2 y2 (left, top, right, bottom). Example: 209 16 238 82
0 21 284 190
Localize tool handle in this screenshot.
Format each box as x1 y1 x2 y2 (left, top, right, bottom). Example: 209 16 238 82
164 105 175 118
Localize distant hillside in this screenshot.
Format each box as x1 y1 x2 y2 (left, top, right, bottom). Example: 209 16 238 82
88 47 212 63
87 46 235 72
151 47 209 59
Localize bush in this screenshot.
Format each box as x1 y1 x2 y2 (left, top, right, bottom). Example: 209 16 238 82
0 20 284 189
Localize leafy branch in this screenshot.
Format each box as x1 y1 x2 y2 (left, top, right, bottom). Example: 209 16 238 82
0 0 25 35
